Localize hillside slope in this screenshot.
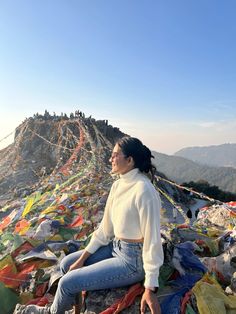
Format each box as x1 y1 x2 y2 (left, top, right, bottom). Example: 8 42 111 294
175 143 236 168
152 151 236 194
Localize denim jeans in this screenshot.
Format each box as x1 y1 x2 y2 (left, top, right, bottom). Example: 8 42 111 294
50 239 145 314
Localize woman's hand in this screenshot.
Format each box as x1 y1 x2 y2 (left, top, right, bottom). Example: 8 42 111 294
69 258 85 271
140 289 161 314
69 250 91 272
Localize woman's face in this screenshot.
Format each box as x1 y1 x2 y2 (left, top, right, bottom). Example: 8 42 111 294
109 144 134 175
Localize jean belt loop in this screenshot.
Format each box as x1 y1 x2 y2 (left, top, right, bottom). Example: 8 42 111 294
118 239 121 250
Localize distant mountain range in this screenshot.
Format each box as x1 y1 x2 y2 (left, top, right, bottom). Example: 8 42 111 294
174 143 236 168
152 151 236 194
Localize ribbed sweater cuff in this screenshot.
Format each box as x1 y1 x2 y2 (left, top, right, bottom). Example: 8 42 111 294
144 273 159 288
85 241 100 254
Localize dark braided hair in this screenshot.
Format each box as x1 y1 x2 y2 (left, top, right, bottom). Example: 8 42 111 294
116 136 156 182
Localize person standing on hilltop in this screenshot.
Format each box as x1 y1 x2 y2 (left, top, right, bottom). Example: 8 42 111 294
14 137 164 314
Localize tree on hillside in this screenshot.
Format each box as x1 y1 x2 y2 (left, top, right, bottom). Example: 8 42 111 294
183 180 236 202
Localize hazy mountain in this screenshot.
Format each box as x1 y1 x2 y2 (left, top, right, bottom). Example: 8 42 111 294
152 151 236 194
174 143 236 168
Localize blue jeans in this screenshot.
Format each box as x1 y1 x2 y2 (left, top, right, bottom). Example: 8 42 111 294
50 239 145 314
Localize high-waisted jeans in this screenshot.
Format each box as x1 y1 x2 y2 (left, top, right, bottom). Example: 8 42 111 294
50 239 145 314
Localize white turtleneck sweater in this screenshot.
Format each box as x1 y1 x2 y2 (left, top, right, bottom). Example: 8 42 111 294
85 168 164 288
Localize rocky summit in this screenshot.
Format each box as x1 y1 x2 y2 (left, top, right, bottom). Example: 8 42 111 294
0 111 124 206
1 111 236 314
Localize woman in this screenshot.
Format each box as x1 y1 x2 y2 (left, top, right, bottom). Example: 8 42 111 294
15 137 163 314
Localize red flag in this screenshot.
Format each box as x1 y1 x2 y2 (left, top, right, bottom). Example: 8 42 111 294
99 283 144 314
68 215 84 228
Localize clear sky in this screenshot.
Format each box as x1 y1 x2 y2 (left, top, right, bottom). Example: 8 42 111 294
0 0 236 154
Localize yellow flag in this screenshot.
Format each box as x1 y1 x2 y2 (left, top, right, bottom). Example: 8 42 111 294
22 197 35 218
0 255 17 273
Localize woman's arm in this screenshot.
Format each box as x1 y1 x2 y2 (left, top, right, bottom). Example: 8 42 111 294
137 188 164 313
69 183 117 271
85 183 116 254
138 192 164 288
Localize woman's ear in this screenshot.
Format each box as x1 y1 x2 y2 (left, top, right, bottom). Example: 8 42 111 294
128 156 135 167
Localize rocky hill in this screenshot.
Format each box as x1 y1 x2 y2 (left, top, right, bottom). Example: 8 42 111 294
0 111 194 314
0 111 125 207
152 151 236 194
2 113 236 314
174 143 236 168
1 113 236 314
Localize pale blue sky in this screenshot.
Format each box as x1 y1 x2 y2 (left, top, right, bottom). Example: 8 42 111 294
0 0 236 154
